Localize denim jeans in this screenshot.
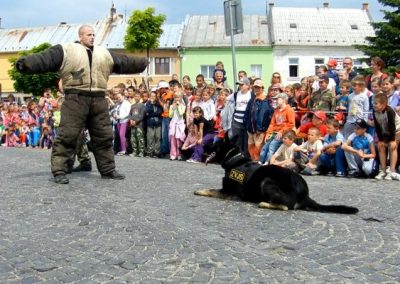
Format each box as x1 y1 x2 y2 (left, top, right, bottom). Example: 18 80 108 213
318 147 347 174
161 117 171 155
259 136 282 164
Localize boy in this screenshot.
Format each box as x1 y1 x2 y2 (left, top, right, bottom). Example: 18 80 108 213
342 76 371 139
260 92 295 164
318 119 347 177
335 79 351 125
293 127 323 175
342 119 376 178
296 111 328 139
373 93 400 180
129 92 146 157
270 130 298 171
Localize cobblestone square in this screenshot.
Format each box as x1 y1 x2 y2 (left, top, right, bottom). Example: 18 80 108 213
0 148 399 283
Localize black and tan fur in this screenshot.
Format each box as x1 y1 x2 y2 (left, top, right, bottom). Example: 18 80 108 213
194 136 358 214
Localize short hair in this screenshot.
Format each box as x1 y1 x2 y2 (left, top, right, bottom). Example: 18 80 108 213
308 127 320 136
78 25 94 36
196 74 205 80
381 76 395 85
374 93 388 105
326 118 340 128
339 79 351 89
351 75 366 87
282 130 296 141
318 65 328 72
371 77 382 86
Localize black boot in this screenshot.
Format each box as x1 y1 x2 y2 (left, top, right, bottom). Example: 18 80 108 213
54 174 69 184
101 170 125 180
72 164 92 172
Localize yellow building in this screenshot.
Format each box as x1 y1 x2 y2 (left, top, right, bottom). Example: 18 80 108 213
0 6 183 95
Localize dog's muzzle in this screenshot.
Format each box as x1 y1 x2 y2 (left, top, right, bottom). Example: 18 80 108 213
205 152 216 165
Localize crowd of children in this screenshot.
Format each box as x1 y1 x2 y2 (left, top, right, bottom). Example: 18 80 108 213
2 58 400 182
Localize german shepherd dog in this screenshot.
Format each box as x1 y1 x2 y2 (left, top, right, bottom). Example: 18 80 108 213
194 136 358 214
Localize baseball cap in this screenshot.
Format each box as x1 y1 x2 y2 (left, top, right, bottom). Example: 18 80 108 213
313 111 327 121
253 79 265 88
355 119 368 129
236 77 250 85
157 81 169 89
327 59 337 67
318 74 329 82
272 92 288 100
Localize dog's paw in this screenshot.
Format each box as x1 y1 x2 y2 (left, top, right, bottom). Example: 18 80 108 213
194 189 213 197
258 202 288 211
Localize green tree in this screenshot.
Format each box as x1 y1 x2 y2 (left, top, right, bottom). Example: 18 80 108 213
8 43 59 97
355 0 400 72
124 7 166 71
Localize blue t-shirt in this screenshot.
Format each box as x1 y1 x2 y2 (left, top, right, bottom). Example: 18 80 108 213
347 132 373 154
337 96 349 112
323 131 345 146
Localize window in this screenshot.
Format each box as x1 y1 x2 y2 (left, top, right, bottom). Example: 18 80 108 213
314 58 324 75
289 23 297 29
288 58 299 78
350 24 358 30
250 64 262 78
154 57 170 75
200 65 216 80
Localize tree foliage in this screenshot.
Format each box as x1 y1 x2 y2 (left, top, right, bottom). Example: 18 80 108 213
124 7 166 59
355 0 400 73
8 43 59 97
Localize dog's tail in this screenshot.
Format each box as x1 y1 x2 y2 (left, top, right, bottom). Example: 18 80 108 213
301 197 359 214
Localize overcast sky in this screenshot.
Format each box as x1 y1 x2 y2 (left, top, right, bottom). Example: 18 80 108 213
0 0 386 29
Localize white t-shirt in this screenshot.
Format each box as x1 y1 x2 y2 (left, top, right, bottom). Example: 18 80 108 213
274 143 298 161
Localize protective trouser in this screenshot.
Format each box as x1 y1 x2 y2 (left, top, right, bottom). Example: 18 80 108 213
51 94 115 176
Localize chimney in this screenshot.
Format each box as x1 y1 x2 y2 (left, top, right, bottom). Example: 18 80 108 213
266 1 274 15
362 3 369 11
323 2 329 8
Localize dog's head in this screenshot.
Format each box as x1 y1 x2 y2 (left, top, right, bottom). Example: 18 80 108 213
205 133 241 165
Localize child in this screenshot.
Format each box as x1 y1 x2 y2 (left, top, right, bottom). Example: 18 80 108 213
343 76 371 139
293 127 323 175
318 118 347 177
335 79 351 125
213 88 229 142
187 106 215 163
381 76 400 115
3 127 20 147
168 92 186 161
145 91 163 158
181 123 198 160
259 93 295 164
270 130 298 171
342 119 377 178
201 88 216 121
296 111 328 140
129 92 146 157
373 93 400 180
186 88 203 127
39 126 53 149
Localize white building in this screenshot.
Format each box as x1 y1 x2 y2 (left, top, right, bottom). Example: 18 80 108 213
268 2 375 84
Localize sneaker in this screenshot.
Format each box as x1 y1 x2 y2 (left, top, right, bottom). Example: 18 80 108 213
177 156 183 161
116 151 126 156
300 167 313 176
170 156 176 161
384 170 393 181
310 170 320 176
101 170 125 180
347 171 359 178
375 169 387 180
389 172 400 181
54 174 69 184
335 172 346 177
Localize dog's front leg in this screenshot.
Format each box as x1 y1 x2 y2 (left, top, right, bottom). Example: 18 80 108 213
194 189 229 199
258 202 289 211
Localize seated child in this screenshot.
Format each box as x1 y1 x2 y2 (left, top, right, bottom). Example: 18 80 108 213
270 130 298 171
40 126 53 149
293 127 323 175
318 118 347 177
296 111 328 140
342 119 377 178
181 123 198 160
373 93 400 181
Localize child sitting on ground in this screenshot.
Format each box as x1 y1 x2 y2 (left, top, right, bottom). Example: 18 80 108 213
293 127 323 175
318 118 347 177
270 130 298 171
342 119 377 178
373 93 400 181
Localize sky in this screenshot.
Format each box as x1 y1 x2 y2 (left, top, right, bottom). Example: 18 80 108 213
0 0 386 29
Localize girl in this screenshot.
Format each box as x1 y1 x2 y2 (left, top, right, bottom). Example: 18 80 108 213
181 123 198 160
168 92 186 160
186 88 202 127
381 76 400 115
3 127 20 147
200 88 216 121
40 126 53 149
186 106 215 163
214 88 229 142
27 102 41 148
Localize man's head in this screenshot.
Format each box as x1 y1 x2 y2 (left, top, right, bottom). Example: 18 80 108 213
342 57 353 73
78 25 95 48
312 111 326 126
214 70 224 83
317 74 329 90
236 77 251 92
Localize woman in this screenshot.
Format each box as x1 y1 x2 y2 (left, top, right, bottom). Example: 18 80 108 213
366 57 388 90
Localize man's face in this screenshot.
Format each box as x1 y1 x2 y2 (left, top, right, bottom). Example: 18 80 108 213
196 77 205 87
239 83 250 92
342 59 353 72
318 80 328 90
214 71 223 83
79 26 95 48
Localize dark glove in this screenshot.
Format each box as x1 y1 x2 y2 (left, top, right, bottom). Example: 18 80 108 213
15 58 27 72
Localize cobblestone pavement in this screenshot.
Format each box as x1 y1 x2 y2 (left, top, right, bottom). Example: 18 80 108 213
0 148 399 283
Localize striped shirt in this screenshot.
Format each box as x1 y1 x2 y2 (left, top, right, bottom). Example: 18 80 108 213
233 91 252 124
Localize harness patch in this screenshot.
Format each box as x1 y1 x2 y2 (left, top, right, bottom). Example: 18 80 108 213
229 169 246 184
